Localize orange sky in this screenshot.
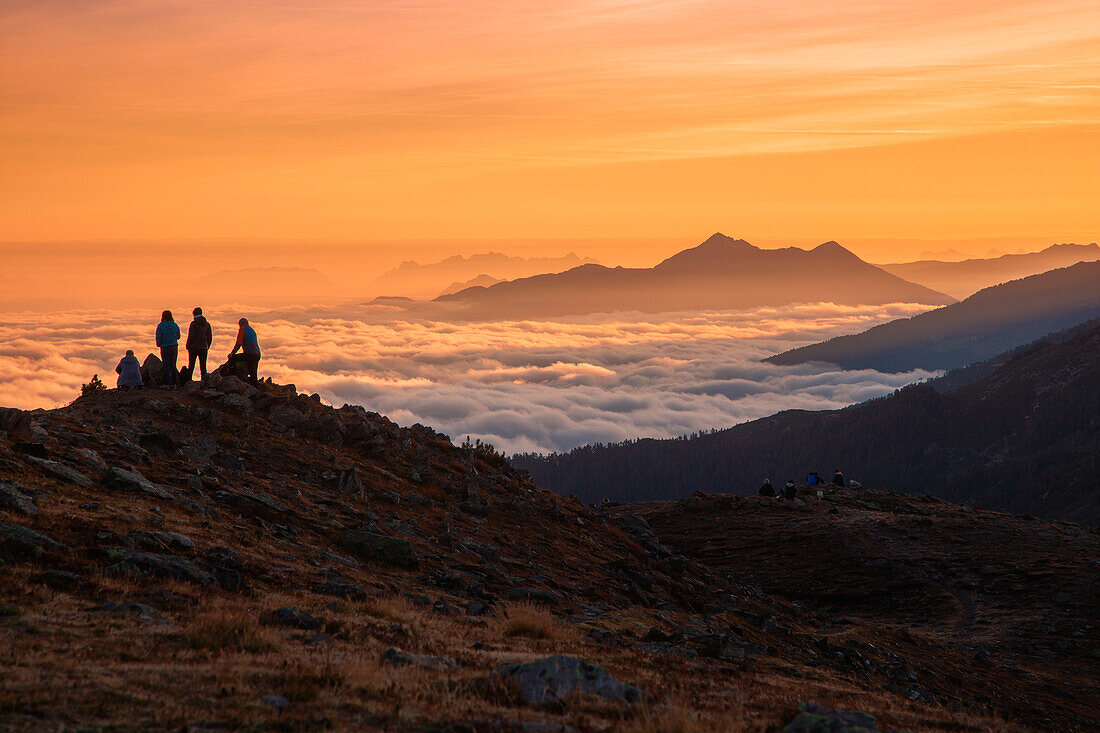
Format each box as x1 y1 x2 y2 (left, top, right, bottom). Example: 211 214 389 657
2 1 1097 256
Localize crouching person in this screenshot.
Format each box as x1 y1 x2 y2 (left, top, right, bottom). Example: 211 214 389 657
229 318 261 386
115 350 144 388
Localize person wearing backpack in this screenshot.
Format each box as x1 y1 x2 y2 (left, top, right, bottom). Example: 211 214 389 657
186 306 213 384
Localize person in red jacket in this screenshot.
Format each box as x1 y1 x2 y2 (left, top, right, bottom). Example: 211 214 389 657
228 318 261 386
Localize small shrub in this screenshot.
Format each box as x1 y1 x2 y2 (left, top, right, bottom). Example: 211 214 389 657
498 601 558 640
81 374 107 395
184 604 273 653
461 436 510 469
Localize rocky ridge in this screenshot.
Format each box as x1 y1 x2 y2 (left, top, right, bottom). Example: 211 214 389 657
0 374 1095 730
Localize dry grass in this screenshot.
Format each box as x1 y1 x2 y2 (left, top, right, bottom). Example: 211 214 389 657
364 595 414 624
184 602 275 653
497 601 560 640
626 706 733 733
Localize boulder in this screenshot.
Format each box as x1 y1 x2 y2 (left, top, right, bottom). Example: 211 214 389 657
495 655 644 705
215 490 288 521
337 529 419 569
24 457 92 488
265 606 322 630
103 467 176 500
101 547 214 585
502 588 561 606
783 703 879 732
222 393 253 416
141 354 164 387
30 570 86 591
383 646 456 670
0 523 69 560
0 481 38 516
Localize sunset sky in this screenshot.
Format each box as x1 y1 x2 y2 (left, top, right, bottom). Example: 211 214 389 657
2 0 1098 257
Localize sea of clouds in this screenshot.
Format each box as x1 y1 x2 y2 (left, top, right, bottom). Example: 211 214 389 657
0 302 939 455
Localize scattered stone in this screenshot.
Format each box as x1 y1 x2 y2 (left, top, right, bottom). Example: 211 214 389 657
24 457 92 488
131 530 195 552
0 523 69 560
336 468 363 494
266 607 322 630
138 432 176 455
496 655 645 705
383 646 457 670
215 490 288 521
0 481 38 516
96 601 156 617
312 582 365 600
101 547 213 585
31 570 86 591
304 633 331 645
222 393 253 415
337 529 419 569
260 694 289 709
104 467 176 500
783 703 879 732
502 587 561 606
433 599 463 616
13 442 48 459
205 546 243 569
466 600 490 616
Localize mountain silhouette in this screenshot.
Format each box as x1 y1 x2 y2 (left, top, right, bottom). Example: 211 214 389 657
516 319 1100 525
370 252 597 299
766 260 1100 372
879 242 1099 298
437 273 503 297
434 234 952 318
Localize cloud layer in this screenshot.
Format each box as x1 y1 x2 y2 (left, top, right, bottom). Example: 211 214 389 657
0 302 938 454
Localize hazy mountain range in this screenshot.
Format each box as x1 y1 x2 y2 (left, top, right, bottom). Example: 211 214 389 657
433 234 954 319
437 274 504 297
766 260 1100 373
878 242 1098 299
370 252 598 299
516 319 1100 525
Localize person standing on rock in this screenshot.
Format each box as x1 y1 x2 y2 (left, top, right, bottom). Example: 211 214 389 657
229 317 261 386
155 310 181 388
115 350 144 388
186 306 213 385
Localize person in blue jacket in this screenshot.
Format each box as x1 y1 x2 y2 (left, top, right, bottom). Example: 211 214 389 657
228 317 262 386
155 310 181 388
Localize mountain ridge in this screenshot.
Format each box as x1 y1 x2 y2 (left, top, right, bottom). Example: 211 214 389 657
765 260 1100 372
433 234 953 319
517 318 1100 525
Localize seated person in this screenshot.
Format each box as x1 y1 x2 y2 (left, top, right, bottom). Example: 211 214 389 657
115 350 144 388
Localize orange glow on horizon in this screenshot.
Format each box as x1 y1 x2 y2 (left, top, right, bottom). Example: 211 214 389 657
2 1 1097 255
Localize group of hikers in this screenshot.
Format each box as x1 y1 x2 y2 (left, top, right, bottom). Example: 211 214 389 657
758 470 852 499
115 307 262 389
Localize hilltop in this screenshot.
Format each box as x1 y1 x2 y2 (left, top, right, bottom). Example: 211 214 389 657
0 374 1096 729
518 319 1100 526
431 234 953 319
766 261 1100 373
